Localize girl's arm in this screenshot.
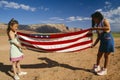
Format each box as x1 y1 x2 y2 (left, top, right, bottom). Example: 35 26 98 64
91 27 109 30
92 37 99 47
92 31 100 47
9 31 25 49
91 19 110 31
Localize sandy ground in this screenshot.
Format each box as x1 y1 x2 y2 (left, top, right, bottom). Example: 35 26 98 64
0 36 120 80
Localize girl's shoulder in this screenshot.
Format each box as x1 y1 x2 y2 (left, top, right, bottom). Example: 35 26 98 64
103 19 109 23
8 31 16 40
102 19 110 26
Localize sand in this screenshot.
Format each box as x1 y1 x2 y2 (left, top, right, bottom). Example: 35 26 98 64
0 36 120 80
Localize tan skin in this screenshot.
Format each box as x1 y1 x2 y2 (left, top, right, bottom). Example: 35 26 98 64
91 18 111 68
8 23 26 76
91 18 111 32
8 24 26 49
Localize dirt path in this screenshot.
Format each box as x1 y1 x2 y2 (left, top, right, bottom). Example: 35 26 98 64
0 36 120 80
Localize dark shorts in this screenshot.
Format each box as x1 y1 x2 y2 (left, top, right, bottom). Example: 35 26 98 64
99 32 114 53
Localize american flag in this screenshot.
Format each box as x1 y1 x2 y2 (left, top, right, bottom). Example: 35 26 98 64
17 29 93 52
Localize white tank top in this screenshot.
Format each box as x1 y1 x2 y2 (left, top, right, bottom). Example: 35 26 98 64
98 19 104 27
96 19 104 34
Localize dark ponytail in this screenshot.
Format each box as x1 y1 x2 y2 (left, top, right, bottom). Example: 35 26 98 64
7 18 19 34
91 11 104 27
91 19 95 28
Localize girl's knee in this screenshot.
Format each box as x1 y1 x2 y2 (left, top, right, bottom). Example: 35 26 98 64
16 60 20 63
97 52 103 57
12 61 16 64
104 53 110 58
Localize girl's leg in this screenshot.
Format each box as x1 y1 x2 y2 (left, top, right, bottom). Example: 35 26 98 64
12 61 20 79
16 60 27 76
93 52 104 72
104 52 110 68
16 61 22 73
96 52 104 66
12 61 17 75
97 52 110 75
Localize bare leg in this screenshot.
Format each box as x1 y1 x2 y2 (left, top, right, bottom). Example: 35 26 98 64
12 61 20 79
16 61 22 73
12 61 17 75
96 52 104 66
104 53 110 68
16 61 27 76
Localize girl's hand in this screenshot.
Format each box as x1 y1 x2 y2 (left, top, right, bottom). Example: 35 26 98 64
91 44 95 48
90 28 96 31
21 46 26 50
90 27 96 30
90 28 93 31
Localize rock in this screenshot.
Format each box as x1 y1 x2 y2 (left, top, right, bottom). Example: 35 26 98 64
0 23 81 33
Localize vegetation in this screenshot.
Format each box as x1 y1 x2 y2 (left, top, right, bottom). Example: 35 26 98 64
93 32 120 38
112 32 120 38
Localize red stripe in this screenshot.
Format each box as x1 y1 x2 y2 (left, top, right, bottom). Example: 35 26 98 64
18 29 92 52
17 29 91 39
19 33 92 45
26 46 91 53
21 40 92 51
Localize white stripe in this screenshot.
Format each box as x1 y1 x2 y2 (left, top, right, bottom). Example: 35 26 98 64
18 30 92 52
18 31 89 42
56 43 92 52
35 37 91 49
20 37 91 49
25 42 92 53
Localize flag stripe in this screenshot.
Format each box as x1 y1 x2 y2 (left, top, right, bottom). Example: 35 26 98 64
18 30 90 42
20 37 91 49
57 43 92 52
18 33 92 45
17 29 90 39
17 29 93 52
25 46 91 53
21 40 92 52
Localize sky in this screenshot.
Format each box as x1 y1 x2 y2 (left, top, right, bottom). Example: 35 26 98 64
0 0 120 32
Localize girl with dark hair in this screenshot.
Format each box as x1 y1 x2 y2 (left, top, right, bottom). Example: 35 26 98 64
7 18 27 80
90 12 114 75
